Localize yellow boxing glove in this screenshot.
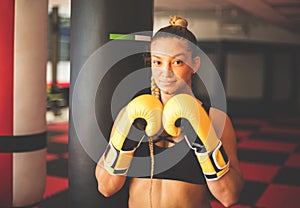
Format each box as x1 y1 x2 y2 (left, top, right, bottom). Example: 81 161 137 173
103 94 163 175
162 94 229 181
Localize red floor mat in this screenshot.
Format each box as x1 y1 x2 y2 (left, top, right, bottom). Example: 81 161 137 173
40 116 300 208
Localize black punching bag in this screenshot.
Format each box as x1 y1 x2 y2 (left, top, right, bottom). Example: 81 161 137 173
69 0 153 207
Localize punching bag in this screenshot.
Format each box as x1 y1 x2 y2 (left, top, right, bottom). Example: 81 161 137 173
0 0 48 207
69 0 153 207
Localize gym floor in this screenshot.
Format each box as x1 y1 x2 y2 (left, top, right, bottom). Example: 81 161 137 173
35 108 69 208
39 108 300 208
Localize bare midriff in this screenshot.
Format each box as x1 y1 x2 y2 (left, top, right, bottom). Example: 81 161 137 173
128 177 211 208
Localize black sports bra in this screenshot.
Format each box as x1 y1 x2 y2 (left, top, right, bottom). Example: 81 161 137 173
128 136 207 185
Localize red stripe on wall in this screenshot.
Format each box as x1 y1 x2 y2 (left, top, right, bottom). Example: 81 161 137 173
0 0 14 135
0 0 14 207
0 154 13 207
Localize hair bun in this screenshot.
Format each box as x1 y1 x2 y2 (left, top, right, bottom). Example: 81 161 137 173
169 16 188 28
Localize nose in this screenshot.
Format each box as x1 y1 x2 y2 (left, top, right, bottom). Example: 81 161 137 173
161 62 173 77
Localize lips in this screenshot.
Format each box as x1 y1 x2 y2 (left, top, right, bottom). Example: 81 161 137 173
159 79 176 86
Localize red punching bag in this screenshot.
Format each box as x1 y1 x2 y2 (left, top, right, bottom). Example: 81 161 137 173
0 0 48 207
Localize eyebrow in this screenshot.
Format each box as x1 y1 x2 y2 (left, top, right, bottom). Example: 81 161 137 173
151 53 186 58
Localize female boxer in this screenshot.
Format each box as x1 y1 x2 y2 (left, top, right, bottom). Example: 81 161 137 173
96 16 244 208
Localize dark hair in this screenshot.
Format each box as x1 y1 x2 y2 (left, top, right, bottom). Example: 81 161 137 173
151 22 199 57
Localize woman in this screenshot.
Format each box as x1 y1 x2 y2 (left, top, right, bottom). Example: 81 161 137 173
95 16 244 208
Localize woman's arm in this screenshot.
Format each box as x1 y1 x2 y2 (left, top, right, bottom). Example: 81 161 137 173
95 156 127 197
206 109 244 207
95 94 162 198
95 108 128 197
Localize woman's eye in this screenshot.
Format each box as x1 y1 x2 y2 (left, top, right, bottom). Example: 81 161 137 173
173 60 183 65
152 60 161 66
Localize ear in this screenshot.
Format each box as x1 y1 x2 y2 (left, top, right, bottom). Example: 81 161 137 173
192 56 200 73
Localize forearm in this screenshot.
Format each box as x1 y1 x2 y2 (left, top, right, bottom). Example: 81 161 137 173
207 164 244 207
206 112 244 206
95 156 127 197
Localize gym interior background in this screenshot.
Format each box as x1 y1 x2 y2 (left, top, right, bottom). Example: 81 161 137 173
1 0 300 207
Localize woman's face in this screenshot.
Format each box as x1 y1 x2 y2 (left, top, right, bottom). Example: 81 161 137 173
150 37 200 96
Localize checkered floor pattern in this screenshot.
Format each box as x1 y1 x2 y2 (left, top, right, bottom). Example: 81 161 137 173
39 116 300 208
211 116 300 208
38 122 68 208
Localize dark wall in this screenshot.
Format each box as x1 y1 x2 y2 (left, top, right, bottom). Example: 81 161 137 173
198 40 300 118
